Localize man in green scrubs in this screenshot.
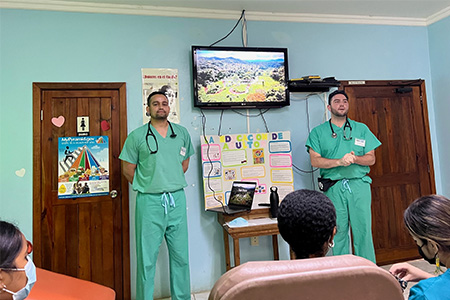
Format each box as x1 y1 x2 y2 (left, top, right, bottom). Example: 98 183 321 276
306 90 381 263
120 91 194 300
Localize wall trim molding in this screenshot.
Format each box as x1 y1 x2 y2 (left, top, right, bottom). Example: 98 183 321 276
1 0 448 26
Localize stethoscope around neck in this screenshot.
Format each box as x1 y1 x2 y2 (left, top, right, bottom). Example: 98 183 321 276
329 117 352 140
146 121 177 154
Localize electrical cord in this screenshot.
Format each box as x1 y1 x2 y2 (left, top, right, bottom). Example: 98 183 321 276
201 110 228 214
218 109 224 136
209 10 246 47
259 109 270 133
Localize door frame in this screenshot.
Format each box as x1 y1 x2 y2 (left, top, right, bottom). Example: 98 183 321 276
340 79 436 194
32 82 130 296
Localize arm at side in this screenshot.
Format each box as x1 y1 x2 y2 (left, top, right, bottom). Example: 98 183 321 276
122 161 136 183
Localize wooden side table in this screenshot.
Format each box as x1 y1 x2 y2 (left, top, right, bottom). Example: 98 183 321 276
217 208 280 271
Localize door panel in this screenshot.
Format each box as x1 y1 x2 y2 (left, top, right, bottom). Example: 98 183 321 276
342 81 435 265
33 83 130 300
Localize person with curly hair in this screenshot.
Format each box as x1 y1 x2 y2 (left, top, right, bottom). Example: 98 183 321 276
277 189 337 259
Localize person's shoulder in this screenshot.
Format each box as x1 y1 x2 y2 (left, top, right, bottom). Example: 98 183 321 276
349 119 370 130
128 123 147 136
410 271 450 300
172 123 190 134
310 121 329 133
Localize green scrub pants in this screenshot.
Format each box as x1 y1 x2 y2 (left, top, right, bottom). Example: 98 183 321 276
325 178 376 263
136 189 191 300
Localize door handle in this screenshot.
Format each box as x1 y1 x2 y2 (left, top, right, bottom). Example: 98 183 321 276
110 190 118 198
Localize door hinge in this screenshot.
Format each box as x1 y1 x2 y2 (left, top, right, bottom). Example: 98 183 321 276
41 110 43 121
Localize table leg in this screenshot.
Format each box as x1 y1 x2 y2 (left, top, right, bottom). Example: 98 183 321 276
272 235 279 260
223 229 231 271
233 238 240 267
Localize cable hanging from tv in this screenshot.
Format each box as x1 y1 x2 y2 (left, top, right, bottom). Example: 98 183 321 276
210 10 247 47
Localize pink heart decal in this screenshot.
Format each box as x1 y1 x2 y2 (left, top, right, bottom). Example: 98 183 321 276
51 116 65 127
101 120 111 131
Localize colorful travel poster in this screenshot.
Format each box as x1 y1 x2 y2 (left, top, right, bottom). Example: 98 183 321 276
57 136 110 199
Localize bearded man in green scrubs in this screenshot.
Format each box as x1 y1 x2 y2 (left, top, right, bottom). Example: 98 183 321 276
306 90 381 263
120 91 194 300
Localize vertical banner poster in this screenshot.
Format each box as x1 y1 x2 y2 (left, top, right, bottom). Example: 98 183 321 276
57 136 110 199
201 131 294 210
142 68 180 124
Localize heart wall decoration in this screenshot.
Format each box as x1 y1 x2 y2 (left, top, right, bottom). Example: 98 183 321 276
51 116 65 127
15 168 26 177
101 120 111 131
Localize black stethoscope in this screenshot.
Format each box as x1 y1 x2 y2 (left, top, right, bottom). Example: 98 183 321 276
146 121 177 154
329 118 352 140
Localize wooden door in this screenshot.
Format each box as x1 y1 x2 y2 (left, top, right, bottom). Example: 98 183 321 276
32 83 130 299
341 80 436 265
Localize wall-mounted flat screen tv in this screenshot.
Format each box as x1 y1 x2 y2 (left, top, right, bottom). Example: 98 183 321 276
192 46 289 109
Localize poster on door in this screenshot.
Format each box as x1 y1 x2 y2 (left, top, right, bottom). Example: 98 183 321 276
201 131 294 210
57 136 110 199
142 68 179 124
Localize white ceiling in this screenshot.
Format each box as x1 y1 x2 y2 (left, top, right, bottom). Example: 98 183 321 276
2 0 450 25
65 0 450 18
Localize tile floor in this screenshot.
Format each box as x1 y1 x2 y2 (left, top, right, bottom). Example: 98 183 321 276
157 258 446 300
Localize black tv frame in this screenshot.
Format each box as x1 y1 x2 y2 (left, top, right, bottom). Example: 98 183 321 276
192 45 290 109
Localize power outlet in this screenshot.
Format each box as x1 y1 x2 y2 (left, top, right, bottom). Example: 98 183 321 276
250 236 259 246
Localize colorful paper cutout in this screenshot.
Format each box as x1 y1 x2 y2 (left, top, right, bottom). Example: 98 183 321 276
15 168 26 177
101 120 110 131
51 116 65 127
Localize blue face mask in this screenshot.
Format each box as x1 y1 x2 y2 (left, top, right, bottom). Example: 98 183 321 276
1 256 37 300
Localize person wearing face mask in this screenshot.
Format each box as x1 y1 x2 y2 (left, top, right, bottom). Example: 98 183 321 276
0 221 37 300
389 195 450 300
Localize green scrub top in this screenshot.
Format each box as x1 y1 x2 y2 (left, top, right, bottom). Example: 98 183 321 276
119 122 194 194
306 119 381 181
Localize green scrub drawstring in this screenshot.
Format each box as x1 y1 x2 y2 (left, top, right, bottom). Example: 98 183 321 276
341 179 352 194
161 192 175 214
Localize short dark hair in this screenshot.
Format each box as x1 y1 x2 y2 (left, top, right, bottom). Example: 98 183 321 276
328 90 349 105
0 220 23 269
147 91 168 106
277 189 336 259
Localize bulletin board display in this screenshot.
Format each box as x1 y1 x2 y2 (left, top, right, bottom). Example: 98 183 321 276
201 131 294 210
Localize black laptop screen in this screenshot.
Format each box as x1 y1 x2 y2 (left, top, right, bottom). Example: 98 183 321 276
228 182 257 207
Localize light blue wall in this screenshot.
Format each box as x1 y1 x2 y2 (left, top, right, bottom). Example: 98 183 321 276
428 16 450 197
0 8 446 299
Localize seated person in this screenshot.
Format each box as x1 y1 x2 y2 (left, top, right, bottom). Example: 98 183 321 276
0 220 36 300
389 194 450 300
277 189 336 259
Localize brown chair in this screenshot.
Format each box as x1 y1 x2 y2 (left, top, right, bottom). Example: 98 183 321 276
27 268 116 300
209 255 404 300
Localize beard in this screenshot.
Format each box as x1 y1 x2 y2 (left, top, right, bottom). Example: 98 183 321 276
330 106 348 117
151 110 169 120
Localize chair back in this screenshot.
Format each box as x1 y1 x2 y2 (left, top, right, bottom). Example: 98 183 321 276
209 255 403 300
28 268 116 300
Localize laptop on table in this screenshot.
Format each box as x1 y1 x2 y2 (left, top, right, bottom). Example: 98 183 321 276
207 181 257 214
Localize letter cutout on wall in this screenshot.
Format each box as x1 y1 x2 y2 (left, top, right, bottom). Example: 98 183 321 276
201 131 294 210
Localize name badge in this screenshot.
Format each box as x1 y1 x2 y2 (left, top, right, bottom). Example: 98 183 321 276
180 147 186 156
355 138 366 147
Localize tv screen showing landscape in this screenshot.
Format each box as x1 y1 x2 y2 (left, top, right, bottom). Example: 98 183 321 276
192 46 289 109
